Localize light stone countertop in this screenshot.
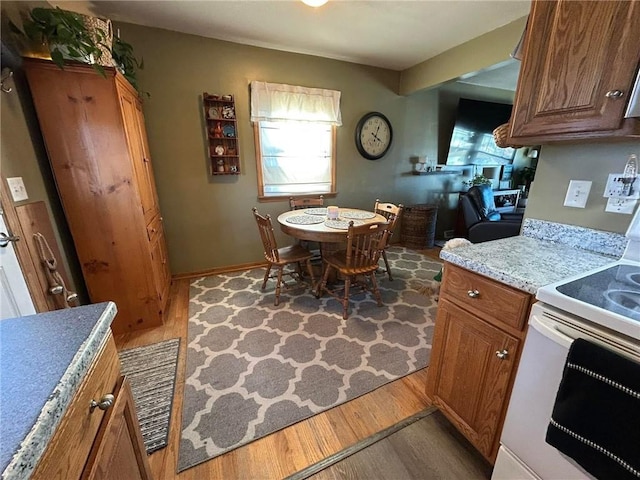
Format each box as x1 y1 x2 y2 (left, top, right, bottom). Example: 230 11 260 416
439 219 628 295
0 302 117 480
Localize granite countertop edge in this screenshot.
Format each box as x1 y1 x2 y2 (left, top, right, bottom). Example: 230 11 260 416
440 247 542 294
2 302 117 480
439 235 620 295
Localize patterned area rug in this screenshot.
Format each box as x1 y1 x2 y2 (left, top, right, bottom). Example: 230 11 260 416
177 247 441 472
119 338 180 454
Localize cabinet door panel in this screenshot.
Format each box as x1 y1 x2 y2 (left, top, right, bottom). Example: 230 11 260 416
119 91 154 222
150 216 171 309
428 299 519 460
82 376 153 480
510 0 640 138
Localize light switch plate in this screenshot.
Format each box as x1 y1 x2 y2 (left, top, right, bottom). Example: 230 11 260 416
605 197 637 214
6 177 28 202
564 180 592 208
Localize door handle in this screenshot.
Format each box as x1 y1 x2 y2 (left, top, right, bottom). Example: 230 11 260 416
0 232 20 248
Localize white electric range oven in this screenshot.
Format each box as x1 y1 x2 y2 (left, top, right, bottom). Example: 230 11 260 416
492 209 640 480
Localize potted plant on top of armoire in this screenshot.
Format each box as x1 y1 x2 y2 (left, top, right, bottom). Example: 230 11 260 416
9 6 111 75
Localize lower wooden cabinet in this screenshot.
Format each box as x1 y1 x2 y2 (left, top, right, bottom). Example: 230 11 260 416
33 333 153 480
83 377 153 480
426 263 531 463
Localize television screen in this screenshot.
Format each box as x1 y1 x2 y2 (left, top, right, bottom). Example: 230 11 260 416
445 98 516 166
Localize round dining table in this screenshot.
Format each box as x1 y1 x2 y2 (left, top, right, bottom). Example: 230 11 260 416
277 207 388 244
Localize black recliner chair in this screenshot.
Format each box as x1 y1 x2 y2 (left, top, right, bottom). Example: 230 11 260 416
461 185 523 243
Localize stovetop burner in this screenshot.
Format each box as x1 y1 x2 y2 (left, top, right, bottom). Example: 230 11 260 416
556 264 640 322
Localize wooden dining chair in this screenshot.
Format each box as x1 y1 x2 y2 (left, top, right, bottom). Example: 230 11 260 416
316 221 391 319
289 195 325 263
374 199 403 281
252 207 316 306
289 195 324 210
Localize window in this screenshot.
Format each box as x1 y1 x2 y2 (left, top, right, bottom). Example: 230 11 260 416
251 81 341 198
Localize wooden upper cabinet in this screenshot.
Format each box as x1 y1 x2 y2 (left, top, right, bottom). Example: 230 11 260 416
22 58 169 334
509 0 640 143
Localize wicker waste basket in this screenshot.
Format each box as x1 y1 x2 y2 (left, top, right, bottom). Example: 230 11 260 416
401 204 438 248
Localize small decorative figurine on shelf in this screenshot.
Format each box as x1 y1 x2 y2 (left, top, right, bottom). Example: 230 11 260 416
214 144 225 156
217 158 225 173
229 165 238 173
222 105 235 119
213 122 223 138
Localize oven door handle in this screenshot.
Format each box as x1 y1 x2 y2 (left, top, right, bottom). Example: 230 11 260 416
530 314 575 348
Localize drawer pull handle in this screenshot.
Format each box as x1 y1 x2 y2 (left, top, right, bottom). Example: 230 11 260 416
496 349 509 360
89 394 115 413
467 289 480 298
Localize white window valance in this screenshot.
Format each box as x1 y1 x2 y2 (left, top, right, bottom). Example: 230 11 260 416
250 81 342 126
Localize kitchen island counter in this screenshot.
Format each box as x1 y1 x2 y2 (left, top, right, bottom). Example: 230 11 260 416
440 219 627 294
0 302 117 479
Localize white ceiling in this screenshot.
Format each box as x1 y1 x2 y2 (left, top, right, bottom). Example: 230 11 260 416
55 0 530 75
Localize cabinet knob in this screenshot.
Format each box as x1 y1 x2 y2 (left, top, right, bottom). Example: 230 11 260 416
605 89 624 99
496 349 509 360
89 393 115 413
467 289 480 298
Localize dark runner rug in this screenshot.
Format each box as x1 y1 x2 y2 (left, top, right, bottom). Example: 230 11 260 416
119 338 180 454
178 246 441 472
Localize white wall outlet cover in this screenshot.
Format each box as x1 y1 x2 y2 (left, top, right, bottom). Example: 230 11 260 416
605 197 637 214
603 173 640 199
564 180 592 208
6 177 28 202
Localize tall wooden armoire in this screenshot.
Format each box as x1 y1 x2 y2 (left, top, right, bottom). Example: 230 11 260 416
23 58 171 334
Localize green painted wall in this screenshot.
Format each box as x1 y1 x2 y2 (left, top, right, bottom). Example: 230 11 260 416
400 17 528 95
525 143 640 233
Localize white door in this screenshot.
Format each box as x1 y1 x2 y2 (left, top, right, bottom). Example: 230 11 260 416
0 208 36 319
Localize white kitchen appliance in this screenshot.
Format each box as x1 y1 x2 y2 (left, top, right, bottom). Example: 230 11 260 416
492 207 640 479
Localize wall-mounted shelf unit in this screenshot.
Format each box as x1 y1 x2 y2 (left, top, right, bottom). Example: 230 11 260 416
411 170 458 176
203 92 240 175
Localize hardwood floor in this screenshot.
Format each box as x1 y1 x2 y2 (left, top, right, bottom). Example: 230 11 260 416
113 245 479 480
308 411 491 480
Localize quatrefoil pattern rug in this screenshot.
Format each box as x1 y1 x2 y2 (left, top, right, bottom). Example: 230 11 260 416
178 247 441 472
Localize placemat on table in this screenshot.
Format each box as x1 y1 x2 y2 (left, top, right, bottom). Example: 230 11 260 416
341 210 376 220
286 215 325 225
324 219 365 229
304 208 328 215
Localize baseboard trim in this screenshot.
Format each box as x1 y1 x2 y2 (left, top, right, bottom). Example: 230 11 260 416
285 406 438 480
172 261 267 280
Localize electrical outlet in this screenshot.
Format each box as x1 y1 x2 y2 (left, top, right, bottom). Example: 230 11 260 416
604 173 640 199
564 180 592 208
605 197 637 214
6 177 28 202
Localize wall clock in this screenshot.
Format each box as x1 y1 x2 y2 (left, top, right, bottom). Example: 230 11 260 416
355 112 393 160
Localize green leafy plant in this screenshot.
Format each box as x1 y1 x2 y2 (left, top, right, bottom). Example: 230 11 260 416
9 7 106 76
463 174 493 187
111 35 146 95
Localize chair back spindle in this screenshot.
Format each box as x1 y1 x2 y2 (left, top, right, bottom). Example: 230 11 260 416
289 195 325 210
373 199 403 281
252 208 280 263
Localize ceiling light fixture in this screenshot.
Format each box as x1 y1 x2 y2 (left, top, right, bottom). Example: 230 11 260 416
301 0 328 7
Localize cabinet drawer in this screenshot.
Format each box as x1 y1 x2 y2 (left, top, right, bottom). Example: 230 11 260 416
33 333 121 480
442 263 530 331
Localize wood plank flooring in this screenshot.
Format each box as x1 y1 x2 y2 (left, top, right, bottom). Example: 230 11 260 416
308 410 491 480
113 246 490 480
